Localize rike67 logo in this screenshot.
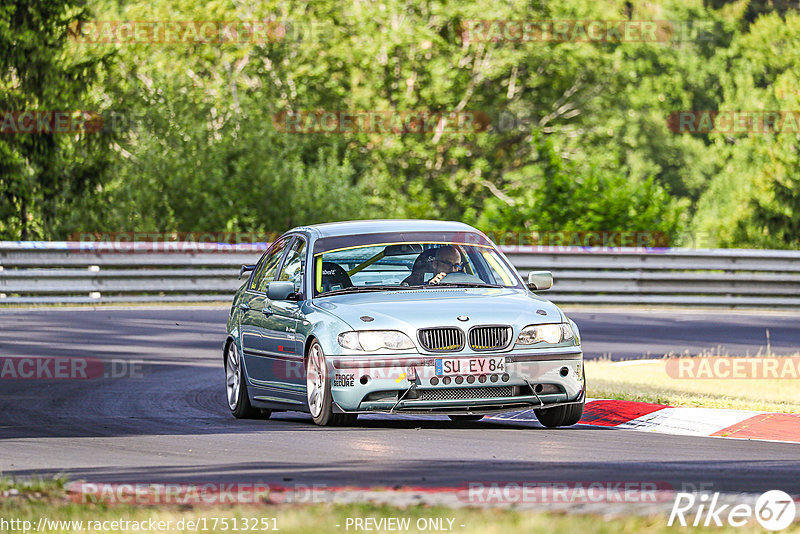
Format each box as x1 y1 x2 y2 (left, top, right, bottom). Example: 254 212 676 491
669 490 796 530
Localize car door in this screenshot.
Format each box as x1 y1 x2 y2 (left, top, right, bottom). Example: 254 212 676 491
239 236 290 390
267 236 307 401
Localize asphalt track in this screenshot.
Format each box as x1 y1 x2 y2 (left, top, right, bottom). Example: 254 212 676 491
0 307 798 495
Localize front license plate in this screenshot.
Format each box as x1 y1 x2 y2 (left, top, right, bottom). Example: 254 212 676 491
434 357 505 376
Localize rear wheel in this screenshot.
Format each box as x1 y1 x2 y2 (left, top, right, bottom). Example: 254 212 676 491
448 415 484 422
226 341 266 419
306 341 357 426
534 399 584 428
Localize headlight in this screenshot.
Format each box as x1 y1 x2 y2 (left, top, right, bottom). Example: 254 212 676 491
337 331 415 351
516 323 574 345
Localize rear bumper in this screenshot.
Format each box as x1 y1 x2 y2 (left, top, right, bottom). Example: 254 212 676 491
328 349 584 413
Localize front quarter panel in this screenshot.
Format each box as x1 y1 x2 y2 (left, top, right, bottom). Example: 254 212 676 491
298 301 356 358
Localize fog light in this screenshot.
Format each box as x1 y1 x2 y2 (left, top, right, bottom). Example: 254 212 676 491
490 374 499 383
501 373 510 382
466 375 475 384
443 376 451 385
478 375 487 383
430 376 439 386
455 376 464 384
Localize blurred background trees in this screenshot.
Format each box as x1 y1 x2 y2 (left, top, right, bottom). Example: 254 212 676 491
1 0 799 248
0 0 114 239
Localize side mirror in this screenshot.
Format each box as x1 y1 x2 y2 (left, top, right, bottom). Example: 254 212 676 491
239 264 256 280
267 281 298 301
527 271 553 291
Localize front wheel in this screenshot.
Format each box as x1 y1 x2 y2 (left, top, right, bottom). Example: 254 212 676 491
306 341 357 426
534 399 584 428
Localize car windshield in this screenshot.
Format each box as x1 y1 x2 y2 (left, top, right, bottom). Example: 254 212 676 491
313 241 521 296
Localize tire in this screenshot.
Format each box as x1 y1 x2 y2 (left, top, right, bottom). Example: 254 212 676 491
448 415 484 421
306 341 357 426
534 399 585 428
226 340 267 419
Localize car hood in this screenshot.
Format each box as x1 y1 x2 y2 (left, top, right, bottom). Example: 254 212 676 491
311 287 565 332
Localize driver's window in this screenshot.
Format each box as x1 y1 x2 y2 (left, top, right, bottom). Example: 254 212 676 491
278 238 306 294
249 238 289 292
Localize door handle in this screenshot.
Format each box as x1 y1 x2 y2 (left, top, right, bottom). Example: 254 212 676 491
263 305 273 317
239 303 251 312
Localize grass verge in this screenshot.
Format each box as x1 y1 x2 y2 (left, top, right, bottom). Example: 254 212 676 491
586 355 800 412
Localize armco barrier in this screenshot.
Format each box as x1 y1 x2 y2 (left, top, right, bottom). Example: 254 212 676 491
0 242 799 307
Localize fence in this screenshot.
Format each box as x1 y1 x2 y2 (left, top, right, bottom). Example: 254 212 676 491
1 242 799 307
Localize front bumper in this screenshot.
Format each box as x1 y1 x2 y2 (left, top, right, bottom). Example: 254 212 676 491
327 348 584 414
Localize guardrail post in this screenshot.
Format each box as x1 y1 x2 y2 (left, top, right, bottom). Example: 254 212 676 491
89 265 101 299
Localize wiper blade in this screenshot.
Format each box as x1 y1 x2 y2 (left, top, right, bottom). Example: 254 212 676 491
357 285 413 291
319 285 406 296
437 282 505 288
401 283 505 289
320 283 504 296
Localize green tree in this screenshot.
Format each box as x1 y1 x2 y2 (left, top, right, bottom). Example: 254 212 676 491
692 11 800 248
473 132 686 240
41 0 795 248
0 0 113 239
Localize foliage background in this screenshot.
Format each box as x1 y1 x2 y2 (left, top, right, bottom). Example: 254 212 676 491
1 0 798 248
